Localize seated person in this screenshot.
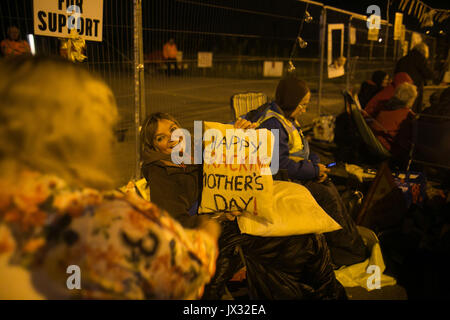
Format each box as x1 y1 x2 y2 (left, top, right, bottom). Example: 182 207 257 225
244 75 369 268
0 56 219 300
364 72 413 119
1 26 31 57
141 112 347 300
415 87 450 172
422 87 450 117
421 89 443 115
358 71 390 109
368 82 418 163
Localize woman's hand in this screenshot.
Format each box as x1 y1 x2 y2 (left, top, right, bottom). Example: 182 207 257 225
198 216 221 240
223 211 242 221
234 118 257 130
317 163 330 183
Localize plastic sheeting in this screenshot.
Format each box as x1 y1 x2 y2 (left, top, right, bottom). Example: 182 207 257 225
202 220 347 300
334 226 397 291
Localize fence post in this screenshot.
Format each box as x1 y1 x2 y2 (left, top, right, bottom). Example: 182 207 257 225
133 0 146 180
432 36 437 74
393 40 397 61
384 0 390 61
318 7 326 116
346 16 352 91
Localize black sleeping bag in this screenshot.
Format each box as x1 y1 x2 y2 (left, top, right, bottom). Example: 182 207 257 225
202 220 347 300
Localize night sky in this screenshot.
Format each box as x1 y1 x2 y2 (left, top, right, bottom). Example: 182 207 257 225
1 0 449 62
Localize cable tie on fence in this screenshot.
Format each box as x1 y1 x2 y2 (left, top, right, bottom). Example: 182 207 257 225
297 37 308 48
304 10 313 23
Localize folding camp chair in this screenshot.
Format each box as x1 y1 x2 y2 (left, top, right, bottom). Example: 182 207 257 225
342 90 391 160
230 92 268 121
408 114 450 173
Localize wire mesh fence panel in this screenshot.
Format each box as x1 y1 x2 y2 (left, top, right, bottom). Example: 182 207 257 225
141 0 438 130
2 0 443 182
142 0 325 130
317 9 395 116
0 0 137 186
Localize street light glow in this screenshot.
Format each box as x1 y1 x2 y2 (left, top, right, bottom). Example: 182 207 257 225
27 34 36 55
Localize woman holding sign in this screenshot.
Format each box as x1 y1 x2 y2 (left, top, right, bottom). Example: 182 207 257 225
141 112 347 300
244 74 369 268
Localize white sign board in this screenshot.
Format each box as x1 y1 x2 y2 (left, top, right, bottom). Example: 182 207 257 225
33 0 103 41
368 27 379 41
176 51 183 63
263 61 283 77
198 52 213 68
349 27 356 45
400 25 406 42
393 12 403 40
402 41 409 57
327 24 345 79
410 32 422 50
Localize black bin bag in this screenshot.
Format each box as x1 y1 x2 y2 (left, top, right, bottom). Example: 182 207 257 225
202 220 347 300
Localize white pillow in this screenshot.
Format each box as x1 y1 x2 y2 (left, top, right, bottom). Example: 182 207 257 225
237 181 342 236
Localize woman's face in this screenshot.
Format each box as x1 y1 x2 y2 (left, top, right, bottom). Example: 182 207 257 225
153 119 181 155
290 91 311 119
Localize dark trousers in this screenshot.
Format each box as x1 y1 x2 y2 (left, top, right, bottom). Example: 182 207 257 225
166 58 177 76
412 83 424 113
302 179 369 268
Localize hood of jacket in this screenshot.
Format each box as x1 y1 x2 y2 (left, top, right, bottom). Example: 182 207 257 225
141 147 173 167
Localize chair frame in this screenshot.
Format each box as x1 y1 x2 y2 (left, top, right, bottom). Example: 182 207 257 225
342 90 391 160
230 92 268 121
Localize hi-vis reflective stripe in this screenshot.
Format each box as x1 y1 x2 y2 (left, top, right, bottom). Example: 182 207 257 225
256 110 305 160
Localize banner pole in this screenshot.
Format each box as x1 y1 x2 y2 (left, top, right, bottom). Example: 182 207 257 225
133 0 146 180
318 8 326 116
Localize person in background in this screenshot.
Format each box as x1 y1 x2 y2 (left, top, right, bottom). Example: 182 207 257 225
245 75 369 268
395 42 434 113
163 38 178 77
415 87 450 176
1 26 31 57
364 72 413 119
422 87 450 118
0 56 219 299
369 82 418 163
358 71 390 109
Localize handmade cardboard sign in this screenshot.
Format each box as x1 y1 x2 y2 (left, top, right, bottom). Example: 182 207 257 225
394 12 403 40
33 0 103 41
198 122 275 222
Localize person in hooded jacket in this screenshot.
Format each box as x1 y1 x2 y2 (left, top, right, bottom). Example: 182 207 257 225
369 82 418 163
395 43 434 113
358 71 390 109
364 72 413 119
244 75 369 268
140 112 347 300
